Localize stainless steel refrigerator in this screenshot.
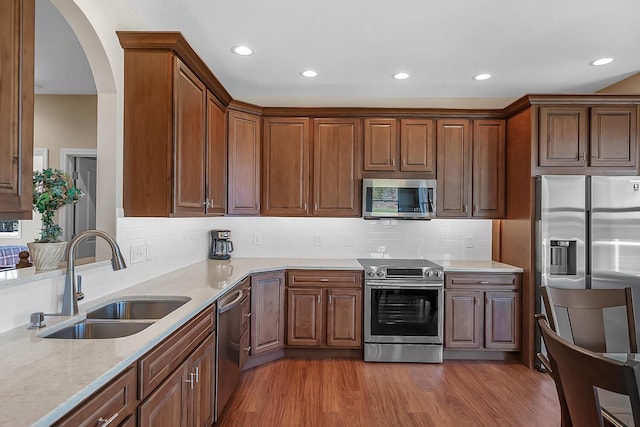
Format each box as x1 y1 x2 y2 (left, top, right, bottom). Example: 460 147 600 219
536 175 640 361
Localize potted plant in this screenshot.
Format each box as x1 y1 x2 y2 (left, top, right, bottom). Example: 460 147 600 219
27 168 84 270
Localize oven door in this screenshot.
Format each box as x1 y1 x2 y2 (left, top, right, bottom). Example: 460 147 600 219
365 281 443 344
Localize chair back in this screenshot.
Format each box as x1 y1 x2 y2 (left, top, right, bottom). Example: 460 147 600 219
538 316 640 427
541 286 637 353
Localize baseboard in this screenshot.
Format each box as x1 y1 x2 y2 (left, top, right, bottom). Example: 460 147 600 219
285 347 363 360
444 350 519 361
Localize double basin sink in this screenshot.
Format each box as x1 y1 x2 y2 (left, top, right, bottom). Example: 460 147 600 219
43 297 191 339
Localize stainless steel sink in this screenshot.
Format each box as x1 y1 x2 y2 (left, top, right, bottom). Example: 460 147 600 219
86 297 191 320
43 320 153 339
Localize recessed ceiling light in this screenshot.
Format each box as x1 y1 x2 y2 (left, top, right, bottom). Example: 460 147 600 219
473 73 492 81
232 46 253 56
392 72 410 80
590 57 614 66
301 70 318 78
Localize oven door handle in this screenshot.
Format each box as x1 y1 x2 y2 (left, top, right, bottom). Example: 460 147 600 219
366 282 443 290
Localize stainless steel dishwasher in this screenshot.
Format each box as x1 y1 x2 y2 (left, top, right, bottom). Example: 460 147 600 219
216 286 244 420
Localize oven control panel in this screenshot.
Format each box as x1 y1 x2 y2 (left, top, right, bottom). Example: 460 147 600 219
364 266 443 281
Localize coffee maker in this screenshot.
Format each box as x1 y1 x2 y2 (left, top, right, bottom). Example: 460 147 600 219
209 230 234 260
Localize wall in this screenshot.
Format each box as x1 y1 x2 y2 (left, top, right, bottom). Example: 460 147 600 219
598 72 640 94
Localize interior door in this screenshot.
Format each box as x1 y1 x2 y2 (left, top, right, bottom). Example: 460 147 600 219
72 156 97 258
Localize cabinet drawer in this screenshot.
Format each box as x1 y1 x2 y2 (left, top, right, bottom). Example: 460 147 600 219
445 273 520 290
241 294 250 333
138 305 215 399
287 270 363 288
55 366 137 427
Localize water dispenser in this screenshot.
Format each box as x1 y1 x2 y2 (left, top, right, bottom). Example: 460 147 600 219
549 240 576 275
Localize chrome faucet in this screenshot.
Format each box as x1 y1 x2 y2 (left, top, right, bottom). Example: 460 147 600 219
61 230 127 316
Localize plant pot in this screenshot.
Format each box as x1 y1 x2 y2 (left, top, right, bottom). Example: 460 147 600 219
27 241 67 271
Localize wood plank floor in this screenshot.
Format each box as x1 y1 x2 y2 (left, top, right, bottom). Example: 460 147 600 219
217 359 560 426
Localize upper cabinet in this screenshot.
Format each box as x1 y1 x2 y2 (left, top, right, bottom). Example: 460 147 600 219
363 118 436 176
0 0 33 220
537 104 638 173
227 108 261 215
437 119 505 218
261 117 361 217
118 32 232 217
262 117 310 216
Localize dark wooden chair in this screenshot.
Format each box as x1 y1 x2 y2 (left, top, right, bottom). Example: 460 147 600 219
537 315 640 427
541 286 637 353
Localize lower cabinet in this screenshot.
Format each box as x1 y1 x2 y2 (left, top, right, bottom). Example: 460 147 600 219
250 271 285 355
286 270 363 349
444 273 521 351
140 333 215 427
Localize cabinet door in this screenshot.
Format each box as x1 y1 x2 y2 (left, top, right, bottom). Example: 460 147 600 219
251 271 285 354
485 291 521 350
262 117 310 215
326 288 362 348
472 120 505 218
205 92 227 215
436 119 471 217
287 288 323 347
313 118 362 217
444 290 483 349
139 365 188 427
173 59 207 216
363 118 397 171
188 333 215 427
538 106 588 167
227 110 261 215
0 0 33 220
400 119 436 175
590 106 638 168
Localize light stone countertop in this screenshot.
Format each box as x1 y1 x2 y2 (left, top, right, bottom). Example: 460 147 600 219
0 257 520 426
435 259 524 273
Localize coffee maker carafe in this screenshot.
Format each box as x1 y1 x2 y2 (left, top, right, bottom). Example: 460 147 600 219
209 230 234 260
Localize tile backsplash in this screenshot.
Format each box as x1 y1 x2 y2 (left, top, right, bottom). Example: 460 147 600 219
0 215 491 332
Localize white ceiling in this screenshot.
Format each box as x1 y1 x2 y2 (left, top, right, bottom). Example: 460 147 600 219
37 0 640 107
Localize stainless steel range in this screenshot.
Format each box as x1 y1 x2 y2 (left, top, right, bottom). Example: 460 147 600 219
358 258 444 363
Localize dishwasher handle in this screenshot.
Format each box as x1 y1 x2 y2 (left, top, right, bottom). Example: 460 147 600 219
218 289 244 314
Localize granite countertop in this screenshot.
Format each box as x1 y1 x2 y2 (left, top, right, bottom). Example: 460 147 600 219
0 257 519 426
436 259 524 273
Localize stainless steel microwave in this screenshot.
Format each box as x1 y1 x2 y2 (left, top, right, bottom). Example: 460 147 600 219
362 178 437 219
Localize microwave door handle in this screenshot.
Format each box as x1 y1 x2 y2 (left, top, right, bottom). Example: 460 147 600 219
427 188 434 213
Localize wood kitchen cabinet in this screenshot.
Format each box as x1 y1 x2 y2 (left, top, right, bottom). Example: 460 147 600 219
437 119 505 218
54 367 137 427
537 105 638 171
286 270 363 349
250 271 286 355
261 117 361 217
118 33 231 217
0 0 33 220
444 273 521 351
261 117 311 216
363 118 435 176
313 118 362 216
227 108 261 215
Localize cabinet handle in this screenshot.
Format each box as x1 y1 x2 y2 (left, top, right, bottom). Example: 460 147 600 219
185 373 195 390
592 152 598 159
209 199 214 208
320 278 329 282
97 413 119 427
304 203 308 211
194 367 199 383
464 204 468 213
315 203 318 211
479 281 489 284
244 313 252 318
402 159 406 167
329 294 333 304
317 294 321 304
474 297 479 305
392 158 396 167
579 152 585 160
244 345 251 352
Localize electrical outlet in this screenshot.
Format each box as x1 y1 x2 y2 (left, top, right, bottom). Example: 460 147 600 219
314 234 322 246
253 233 262 246
377 245 386 253
131 244 146 264
465 235 474 248
344 235 353 247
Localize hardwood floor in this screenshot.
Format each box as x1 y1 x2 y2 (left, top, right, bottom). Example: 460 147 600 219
217 359 560 426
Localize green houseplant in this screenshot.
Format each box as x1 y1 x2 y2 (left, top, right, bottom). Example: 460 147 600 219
27 168 84 270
